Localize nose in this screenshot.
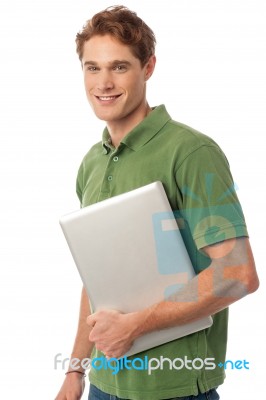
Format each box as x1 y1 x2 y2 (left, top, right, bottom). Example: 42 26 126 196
97 70 114 92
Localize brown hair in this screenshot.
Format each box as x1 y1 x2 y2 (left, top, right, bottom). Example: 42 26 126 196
76 5 156 66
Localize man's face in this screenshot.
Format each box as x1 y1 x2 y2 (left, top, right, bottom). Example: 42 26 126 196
82 35 154 125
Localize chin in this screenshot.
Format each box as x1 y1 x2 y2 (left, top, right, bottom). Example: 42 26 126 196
94 112 115 122
94 109 123 122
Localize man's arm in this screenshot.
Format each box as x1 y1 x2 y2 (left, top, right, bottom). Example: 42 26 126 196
87 237 259 359
55 286 94 400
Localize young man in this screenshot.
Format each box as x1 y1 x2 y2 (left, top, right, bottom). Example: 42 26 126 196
55 6 259 400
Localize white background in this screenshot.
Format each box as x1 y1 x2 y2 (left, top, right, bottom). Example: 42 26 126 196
0 0 265 399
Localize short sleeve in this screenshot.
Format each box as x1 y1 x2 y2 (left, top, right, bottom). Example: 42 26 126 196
175 144 248 250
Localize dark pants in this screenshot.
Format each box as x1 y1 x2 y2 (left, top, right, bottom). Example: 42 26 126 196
88 384 220 400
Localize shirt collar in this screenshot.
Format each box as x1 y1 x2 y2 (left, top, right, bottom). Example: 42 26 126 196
102 105 171 154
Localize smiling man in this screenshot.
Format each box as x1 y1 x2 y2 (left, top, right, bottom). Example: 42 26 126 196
55 6 259 400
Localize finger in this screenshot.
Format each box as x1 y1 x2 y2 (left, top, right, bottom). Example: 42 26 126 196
86 315 96 328
89 328 96 342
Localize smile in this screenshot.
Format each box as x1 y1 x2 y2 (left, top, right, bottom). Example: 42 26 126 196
96 95 122 101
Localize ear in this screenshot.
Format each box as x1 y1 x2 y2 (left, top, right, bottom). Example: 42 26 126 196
144 55 156 81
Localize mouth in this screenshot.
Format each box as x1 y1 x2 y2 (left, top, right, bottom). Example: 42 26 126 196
95 94 122 102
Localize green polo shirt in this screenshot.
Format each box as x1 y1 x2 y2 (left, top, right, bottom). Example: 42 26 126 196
76 105 248 399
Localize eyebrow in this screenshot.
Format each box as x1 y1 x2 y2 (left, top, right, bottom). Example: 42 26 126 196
83 60 132 67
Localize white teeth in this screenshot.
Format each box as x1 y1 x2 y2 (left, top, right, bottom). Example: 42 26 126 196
98 96 118 101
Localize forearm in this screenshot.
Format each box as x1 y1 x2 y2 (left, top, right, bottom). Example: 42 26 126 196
134 238 259 338
135 264 240 336
68 286 94 372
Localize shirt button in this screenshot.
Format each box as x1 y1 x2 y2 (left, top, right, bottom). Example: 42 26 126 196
113 156 119 162
107 175 113 181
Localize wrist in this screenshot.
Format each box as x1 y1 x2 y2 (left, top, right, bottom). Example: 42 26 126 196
65 370 86 378
67 354 91 373
129 308 154 339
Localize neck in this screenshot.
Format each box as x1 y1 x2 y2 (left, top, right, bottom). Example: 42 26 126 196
107 102 152 148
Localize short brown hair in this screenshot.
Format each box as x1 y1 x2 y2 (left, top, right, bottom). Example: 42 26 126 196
76 5 156 66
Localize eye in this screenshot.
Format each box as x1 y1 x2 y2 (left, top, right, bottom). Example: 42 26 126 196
86 66 99 72
113 64 127 72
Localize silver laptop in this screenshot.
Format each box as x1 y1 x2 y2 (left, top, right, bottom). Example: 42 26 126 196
59 182 212 357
